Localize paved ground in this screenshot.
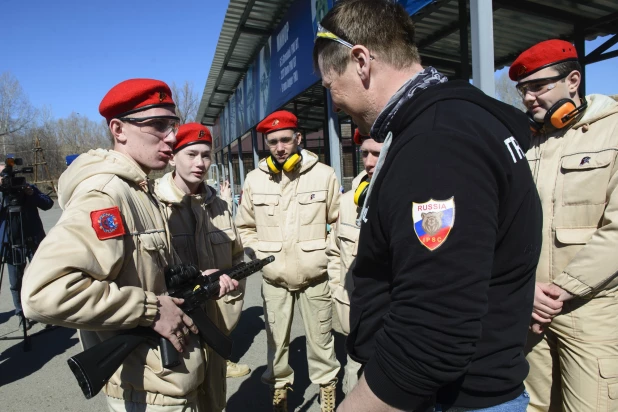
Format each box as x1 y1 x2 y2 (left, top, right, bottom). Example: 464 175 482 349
0 204 348 411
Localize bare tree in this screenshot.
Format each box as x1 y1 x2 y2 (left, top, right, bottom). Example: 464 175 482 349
9 113 112 182
52 112 110 153
495 71 525 112
0 72 200 184
0 72 36 157
171 81 199 124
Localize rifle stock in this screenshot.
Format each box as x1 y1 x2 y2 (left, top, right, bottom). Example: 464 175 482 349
67 332 154 399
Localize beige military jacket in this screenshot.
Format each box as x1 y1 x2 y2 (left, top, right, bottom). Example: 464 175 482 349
235 149 340 290
155 172 245 411
526 94 618 297
326 172 366 335
21 149 207 406
154 172 245 333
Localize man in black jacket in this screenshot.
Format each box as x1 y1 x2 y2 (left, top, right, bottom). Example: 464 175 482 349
313 1 541 411
0 163 54 330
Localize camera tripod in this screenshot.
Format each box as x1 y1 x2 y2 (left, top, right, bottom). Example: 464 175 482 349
0 194 56 351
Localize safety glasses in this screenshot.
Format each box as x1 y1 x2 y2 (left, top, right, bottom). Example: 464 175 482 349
316 23 375 60
516 74 567 99
317 23 354 48
265 135 295 147
118 115 180 138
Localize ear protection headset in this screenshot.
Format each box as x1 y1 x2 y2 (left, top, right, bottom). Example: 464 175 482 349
266 151 301 173
354 176 370 206
529 97 588 133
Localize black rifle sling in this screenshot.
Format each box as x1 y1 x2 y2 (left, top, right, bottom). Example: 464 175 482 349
159 307 233 368
191 308 233 359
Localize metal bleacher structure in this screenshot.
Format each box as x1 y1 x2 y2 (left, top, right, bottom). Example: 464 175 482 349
197 0 618 192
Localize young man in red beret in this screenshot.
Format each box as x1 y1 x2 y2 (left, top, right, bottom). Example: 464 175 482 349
235 110 341 411
154 122 248 411
511 39 618 412
21 79 237 411
326 130 382 396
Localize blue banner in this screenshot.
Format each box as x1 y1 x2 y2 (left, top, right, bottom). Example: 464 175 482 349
218 0 332 144
398 0 434 16
66 154 79 166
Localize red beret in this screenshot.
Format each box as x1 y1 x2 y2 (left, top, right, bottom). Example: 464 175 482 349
174 123 212 152
353 129 368 145
99 78 176 122
509 39 578 81
257 110 298 135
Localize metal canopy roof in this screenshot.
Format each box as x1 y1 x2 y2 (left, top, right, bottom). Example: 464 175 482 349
416 0 618 78
198 0 618 130
197 0 294 126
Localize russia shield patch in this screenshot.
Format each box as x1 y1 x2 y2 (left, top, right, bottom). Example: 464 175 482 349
91 207 126 240
412 197 455 251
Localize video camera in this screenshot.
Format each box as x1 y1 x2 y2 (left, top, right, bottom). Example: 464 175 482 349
0 157 33 196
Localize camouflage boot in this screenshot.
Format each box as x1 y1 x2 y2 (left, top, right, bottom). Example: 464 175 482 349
271 386 289 412
226 360 251 378
319 379 337 412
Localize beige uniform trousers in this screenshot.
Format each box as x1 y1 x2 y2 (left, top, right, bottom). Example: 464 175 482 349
106 397 197 412
261 277 340 388
524 294 618 412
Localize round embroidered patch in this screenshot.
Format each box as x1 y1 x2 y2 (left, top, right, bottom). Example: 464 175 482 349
99 213 119 233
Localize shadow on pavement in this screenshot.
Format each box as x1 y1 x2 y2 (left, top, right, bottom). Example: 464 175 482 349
0 310 14 325
0 326 79 386
229 306 264 363
286 336 313 410
227 331 350 411
226 365 271 411
226 336 315 411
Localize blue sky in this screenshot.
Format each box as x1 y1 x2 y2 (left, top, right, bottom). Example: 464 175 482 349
1 0 228 121
1 1 616 122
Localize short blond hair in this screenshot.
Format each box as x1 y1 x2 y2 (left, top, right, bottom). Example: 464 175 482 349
313 0 421 76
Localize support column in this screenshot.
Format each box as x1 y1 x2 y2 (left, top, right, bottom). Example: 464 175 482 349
251 128 259 168
470 0 495 97
324 90 342 185
322 89 331 165
459 0 470 80
351 125 358 177
227 145 235 196
574 25 586 97
237 138 245 189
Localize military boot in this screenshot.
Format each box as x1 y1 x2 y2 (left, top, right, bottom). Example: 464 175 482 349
226 360 251 378
271 386 289 412
319 379 337 412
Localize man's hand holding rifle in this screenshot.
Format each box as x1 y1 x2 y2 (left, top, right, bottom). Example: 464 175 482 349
151 267 237 354
67 255 274 399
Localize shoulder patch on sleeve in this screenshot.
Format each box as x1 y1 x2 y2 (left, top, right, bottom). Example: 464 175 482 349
91 207 126 240
412 197 455 251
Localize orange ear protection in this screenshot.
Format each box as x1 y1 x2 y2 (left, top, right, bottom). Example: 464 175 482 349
529 97 588 133
267 151 301 173
353 176 370 206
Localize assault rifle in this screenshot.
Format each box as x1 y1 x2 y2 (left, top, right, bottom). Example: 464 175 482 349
66 255 274 399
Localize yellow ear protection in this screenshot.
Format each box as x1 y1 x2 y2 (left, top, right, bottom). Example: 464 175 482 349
529 97 588 133
267 151 301 173
354 177 370 206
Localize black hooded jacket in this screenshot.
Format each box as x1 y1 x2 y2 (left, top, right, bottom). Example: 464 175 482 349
347 80 542 409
